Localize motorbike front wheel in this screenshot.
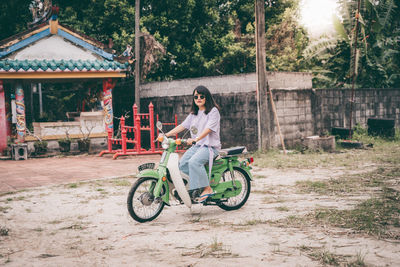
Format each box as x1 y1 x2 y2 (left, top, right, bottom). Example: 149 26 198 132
218 168 251 211
127 177 165 223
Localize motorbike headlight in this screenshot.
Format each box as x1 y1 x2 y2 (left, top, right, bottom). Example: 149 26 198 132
161 138 169 149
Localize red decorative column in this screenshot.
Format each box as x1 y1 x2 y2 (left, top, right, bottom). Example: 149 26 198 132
133 104 141 152
102 78 116 132
15 84 26 143
0 80 7 152
149 102 155 152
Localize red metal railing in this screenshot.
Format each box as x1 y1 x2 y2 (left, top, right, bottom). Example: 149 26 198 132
99 102 184 159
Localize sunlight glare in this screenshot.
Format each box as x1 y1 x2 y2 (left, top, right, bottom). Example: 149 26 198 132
300 0 339 38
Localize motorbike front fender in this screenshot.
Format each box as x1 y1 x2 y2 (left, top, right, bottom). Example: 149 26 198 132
137 169 160 179
137 169 170 204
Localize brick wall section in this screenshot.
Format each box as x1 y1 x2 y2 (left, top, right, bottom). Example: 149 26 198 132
140 73 399 150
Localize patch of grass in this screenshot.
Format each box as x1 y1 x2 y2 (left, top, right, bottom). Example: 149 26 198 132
182 237 236 258
275 206 290 212
0 189 27 198
253 137 400 170
189 216 201 223
239 219 267 226
67 183 78 188
0 206 11 212
314 187 400 238
299 246 367 266
349 251 366 267
48 220 63 224
60 223 87 230
207 219 221 227
278 186 400 238
295 167 394 196
111 179 131 187
252 188 276 195
309 248 340 266
296 180 329 194
262 196 286 204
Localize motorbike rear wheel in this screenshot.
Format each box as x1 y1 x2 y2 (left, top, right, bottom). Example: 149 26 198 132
218 167 251 211
127 177 165 223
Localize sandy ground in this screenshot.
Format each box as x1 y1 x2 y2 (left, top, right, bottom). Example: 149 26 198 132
1 162 399 266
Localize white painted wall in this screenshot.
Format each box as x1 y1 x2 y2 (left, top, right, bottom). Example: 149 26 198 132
8 35 102 60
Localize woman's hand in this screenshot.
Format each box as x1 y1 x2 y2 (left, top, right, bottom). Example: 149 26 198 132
187 138 197 145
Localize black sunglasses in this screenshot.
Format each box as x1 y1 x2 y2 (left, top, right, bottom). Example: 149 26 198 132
193 95 205 100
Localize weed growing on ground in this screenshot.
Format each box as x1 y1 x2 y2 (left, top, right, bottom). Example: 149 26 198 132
275 206 290 212
238 219 267 226
308 248 340 266
67 183 78 188
0 206 11 212
262 196 286 204
0 226 9 236
314 187 400 238
48 220 63 225
181 237 236 258
111 179 131 187
299 245 367 266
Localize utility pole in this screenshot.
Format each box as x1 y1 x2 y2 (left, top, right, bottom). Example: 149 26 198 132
135 0 141 112
255 0 272 151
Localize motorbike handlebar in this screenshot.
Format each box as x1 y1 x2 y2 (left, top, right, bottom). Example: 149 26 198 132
154 136 196 146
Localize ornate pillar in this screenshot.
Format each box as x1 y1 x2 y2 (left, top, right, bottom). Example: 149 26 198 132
0 80 7 152
102 78 115 132
15 84 26 143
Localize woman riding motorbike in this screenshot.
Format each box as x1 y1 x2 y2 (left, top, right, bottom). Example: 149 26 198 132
164 85 220 202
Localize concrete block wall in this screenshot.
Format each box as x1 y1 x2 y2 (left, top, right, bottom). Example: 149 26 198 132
141 72 313 98
272 89 314 147
314 88 400 133
140 73 399 150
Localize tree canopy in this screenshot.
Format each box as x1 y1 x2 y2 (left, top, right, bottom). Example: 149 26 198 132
1 0 398 88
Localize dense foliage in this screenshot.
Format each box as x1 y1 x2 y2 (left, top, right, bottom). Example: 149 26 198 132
0 0 307 81
0 0 398 88
305 0 400 88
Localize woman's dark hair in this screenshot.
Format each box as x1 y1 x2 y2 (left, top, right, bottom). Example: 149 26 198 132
190 85 220 115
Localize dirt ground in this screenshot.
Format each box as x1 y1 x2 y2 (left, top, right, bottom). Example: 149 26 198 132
1 154 399 266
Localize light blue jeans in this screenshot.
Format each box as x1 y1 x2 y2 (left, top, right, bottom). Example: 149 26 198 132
179 145 219 191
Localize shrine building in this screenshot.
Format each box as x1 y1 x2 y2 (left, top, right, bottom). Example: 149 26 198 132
0 6 129 155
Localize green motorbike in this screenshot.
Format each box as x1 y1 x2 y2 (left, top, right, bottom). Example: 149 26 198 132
127 122 254 223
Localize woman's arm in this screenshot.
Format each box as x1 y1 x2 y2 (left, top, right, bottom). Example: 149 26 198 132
187 128 212 145
165 125 186 137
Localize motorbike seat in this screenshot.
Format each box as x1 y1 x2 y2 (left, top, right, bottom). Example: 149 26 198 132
219 146 247 158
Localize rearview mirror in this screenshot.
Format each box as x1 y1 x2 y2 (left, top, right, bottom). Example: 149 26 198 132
156 121 163 130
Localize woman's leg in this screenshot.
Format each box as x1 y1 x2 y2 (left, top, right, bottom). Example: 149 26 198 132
187 146 212 191
178 146 198 175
